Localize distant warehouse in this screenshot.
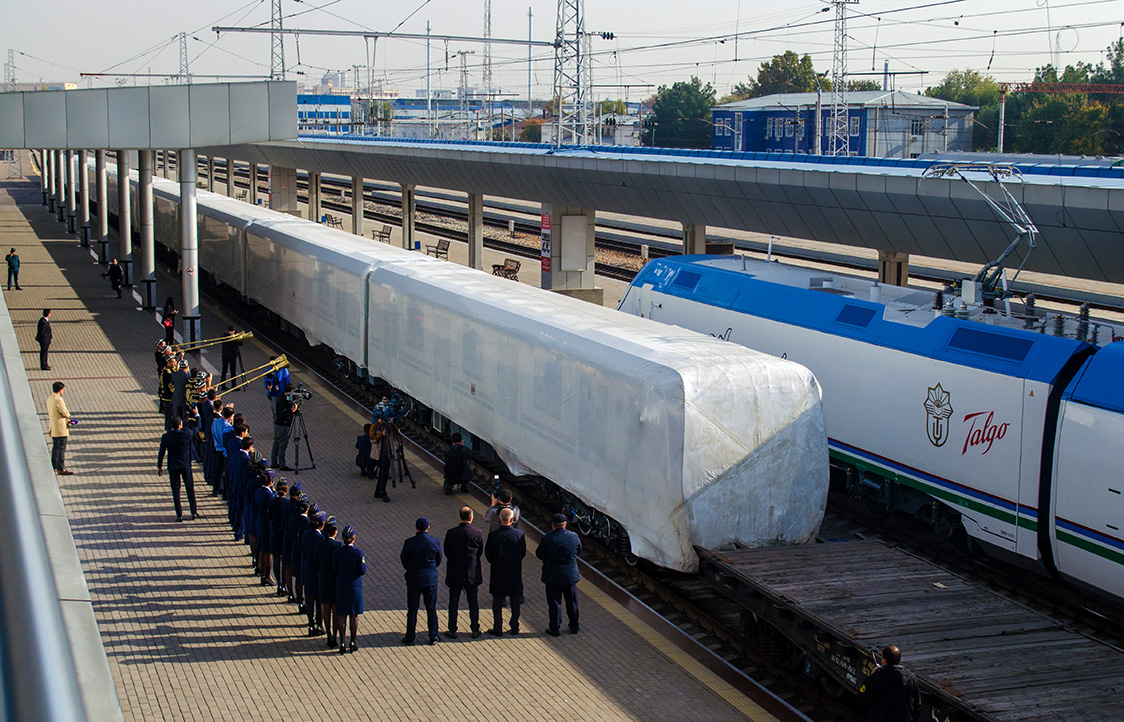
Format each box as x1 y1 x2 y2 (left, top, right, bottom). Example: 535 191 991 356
712 91 975 158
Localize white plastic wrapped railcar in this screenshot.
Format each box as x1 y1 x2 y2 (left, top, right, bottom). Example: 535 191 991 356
108 171 829 571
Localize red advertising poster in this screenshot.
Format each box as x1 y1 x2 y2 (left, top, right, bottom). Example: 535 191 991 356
540 213 551 272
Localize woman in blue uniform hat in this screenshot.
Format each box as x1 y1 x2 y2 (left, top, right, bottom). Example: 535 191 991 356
334 525 366 654
317 517 344 649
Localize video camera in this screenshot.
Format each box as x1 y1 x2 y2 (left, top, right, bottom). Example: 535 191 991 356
285 383 313 405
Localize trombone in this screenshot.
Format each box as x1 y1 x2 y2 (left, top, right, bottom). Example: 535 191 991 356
213 354 289 394
173 330 253 353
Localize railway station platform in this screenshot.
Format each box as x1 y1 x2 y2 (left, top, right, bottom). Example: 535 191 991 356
1 159 803 721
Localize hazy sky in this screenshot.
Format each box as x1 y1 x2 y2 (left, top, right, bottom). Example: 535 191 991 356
4 0 1122 100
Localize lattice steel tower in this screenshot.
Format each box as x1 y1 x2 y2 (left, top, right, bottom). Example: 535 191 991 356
552 0 587 146
4 49 15 92
483 0 493 130
270 0 285 80
828 0 858 156
178 33 191 84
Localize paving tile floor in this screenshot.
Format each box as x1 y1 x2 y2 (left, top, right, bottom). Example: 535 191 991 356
2 165 778 722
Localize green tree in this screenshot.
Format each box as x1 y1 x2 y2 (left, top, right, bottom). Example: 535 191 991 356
644 76 716 148
597 99 627 115
846 80 883 92
925 68 1001 151
722 52 827 103
519 118 543 142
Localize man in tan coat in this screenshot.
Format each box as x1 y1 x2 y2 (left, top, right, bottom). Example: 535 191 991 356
48 381 74 475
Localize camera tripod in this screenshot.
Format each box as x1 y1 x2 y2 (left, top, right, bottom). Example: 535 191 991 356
285 408 316 473
387 424 414 489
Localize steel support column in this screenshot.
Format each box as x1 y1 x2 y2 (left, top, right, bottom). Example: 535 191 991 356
308 171 321 222
467 192 484 269
116 150 133 287
682 223 707 255
205 156 214 192
226 158 235 197
401 183 416 250
249 163 259 205
95 151 110 263
46 150 56 212
78 150 91 245
138 151 156 310
65 150 78 233
55 151 65 222
40 150 48 205
179 149 201 342
877 250 909 287
351 176 364 236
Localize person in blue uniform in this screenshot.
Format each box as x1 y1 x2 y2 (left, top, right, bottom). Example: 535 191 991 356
485 507 526 636
302 511 326 635
208 402 231 496
443 506 484 639
334 525 366 654
316 517 344 648
400 517 442 646
157 417 198 522
267 480 289 595
280 485 303 600
253 471 276 586
283 495 309 604
227 432 251 541
537 513 582 635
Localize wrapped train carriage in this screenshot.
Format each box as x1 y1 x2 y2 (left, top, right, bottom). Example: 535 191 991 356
105 167 829 572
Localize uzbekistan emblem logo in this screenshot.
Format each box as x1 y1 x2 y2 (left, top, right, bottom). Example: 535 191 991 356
924 384 954 447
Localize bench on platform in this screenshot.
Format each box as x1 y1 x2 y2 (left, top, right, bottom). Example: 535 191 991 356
324 214 344 229
492 258 520 280
236 190 247 201
372 224 393 243
426 238 449 259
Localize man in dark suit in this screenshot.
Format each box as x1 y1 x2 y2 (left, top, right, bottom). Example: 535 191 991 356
158 417 199 521
484 507 526 636
537 513 582 636
443 506 484 639
35 309 52 370
400 517 442 646
220 326 242 383
443 432 472 494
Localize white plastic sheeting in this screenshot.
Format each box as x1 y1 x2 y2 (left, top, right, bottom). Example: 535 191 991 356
111 169 829 571
363 255 829 571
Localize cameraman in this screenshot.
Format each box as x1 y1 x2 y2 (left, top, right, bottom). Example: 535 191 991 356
272 390 297 471
220 326 242 383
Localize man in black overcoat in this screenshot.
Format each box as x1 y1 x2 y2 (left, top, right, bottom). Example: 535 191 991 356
35 309 52 370
484 507 526 636
443 506 484 638
536 513 582 636
401 517 443 646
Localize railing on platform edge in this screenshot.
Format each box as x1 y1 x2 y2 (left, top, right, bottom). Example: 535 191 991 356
0 292 115 721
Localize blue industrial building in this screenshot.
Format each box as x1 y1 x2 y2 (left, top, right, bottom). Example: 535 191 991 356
297 94 353 133
712 91 974 158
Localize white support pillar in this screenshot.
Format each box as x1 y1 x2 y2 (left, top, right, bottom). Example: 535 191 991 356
138 151 156 310
877 250 910 287
40 150 49 205
682 222 707 255
467 192 484 269
65 150 78 233
351 176 364 236
205 156 214 192
95 151 110 263
249 163 259 205
308 171 322 222
47 150 57 212
55 150 66 222
78 150 91 246
115 150 133 287
401 183 416 250
179 149 201 342
269 166 299 216
225 158 235 197
540 203 602 303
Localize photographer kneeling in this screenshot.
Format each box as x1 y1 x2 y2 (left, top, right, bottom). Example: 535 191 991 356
272 390 297 472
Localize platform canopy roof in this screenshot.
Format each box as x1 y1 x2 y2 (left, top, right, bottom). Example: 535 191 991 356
0 81 296 150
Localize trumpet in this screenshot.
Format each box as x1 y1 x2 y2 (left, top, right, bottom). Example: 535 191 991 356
214 355 289 394
173 330 253 353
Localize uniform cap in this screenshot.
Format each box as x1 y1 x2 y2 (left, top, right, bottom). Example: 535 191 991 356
290 481 301 492
551 513 567 525
297 492 309 503
415 517 429 531
314 511 327 523
156 340 166 350
310 503 320 514
327 516 338 526
342 525 356 540
178 360 188 369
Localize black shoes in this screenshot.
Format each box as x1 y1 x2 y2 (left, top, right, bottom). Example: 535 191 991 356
443 630 458 639
545 628 561 637
486 628 502 637
176 516 184 523
349 642 357 653
428 637 439 646
470 628 482 639
401 636 415 646
192 512 201 519
509 627 520 636
279 466 293 471
570 625 580 634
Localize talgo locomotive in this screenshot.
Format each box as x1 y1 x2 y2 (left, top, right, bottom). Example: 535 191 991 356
619 254 1124 604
